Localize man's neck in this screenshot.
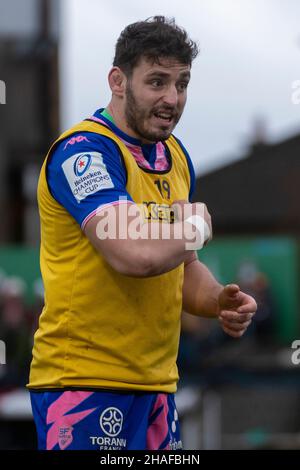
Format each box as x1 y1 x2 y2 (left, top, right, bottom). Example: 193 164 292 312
106 102 154 145
100 108 115 124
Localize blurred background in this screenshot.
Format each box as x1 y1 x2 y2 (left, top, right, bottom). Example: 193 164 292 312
0 0 300 450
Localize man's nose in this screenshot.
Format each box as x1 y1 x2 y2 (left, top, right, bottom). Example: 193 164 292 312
162 85 178 107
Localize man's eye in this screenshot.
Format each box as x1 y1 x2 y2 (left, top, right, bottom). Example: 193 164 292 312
151 79 163 87
178 82 188 91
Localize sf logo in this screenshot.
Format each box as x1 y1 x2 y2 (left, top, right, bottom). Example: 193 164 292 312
99 407 123 437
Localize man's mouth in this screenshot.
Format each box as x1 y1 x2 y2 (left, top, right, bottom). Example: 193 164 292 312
153 111 174 123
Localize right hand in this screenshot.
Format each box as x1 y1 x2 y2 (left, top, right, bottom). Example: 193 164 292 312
171 200 212 245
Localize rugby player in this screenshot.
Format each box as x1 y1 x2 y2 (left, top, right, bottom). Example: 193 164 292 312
28 16 257 450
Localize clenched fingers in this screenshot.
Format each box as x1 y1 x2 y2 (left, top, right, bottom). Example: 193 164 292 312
219 310 254 323
220 319 252 332
221 325 247 338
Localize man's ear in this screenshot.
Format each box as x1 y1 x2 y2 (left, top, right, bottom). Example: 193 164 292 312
108 67 127 97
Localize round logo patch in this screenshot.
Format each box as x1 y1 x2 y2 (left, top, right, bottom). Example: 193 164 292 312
99 407 123 437
74 153 92 177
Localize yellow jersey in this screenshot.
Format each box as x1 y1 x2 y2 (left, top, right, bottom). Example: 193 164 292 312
28 115 192 393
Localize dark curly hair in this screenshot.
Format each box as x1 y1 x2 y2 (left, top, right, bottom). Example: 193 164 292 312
113 16 199 76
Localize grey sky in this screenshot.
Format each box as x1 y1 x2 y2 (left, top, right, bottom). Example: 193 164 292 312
60 0 300 175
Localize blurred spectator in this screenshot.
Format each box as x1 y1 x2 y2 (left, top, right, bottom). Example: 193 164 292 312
178 311 222 375
178 260 276 377
0 269 6 290
28 277 44 338
0 277 32 388
237 261 275 344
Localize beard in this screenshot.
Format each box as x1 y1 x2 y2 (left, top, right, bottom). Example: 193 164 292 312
124 83 181 143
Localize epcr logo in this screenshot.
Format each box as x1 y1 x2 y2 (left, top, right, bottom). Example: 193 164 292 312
99 407 123 437
73 153 92 177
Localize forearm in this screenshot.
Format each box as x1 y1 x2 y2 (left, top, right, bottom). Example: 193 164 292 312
182 259 223 317
133 220 200 276
86 206 201 277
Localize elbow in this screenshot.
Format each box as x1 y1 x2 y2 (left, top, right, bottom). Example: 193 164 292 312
111 246 157 278
136 250 158 277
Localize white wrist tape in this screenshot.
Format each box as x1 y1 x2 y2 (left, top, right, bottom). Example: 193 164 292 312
185 215 211 250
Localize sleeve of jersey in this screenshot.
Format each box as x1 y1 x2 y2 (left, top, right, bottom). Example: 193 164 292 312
174 137 196 202
47 132 134 230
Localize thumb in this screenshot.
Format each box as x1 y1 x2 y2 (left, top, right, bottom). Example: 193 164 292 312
224 284 240 298
219 284 241 310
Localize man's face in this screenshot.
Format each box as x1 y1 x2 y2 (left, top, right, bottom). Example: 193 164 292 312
124 57 190 143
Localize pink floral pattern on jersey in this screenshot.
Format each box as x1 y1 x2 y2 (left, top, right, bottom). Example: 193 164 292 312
88 115 169 171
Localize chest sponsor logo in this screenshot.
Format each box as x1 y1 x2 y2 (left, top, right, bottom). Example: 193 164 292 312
142 201 174 223
62 151 114 203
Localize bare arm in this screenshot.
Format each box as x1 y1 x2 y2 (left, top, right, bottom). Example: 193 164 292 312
182 257 223 318
84 202 199 278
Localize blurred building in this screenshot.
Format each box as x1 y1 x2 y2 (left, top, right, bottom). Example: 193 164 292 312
194 131 300 235
0 0 59 244
193 129 300 343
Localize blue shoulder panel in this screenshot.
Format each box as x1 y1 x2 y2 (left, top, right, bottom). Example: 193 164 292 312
47 131 134 228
